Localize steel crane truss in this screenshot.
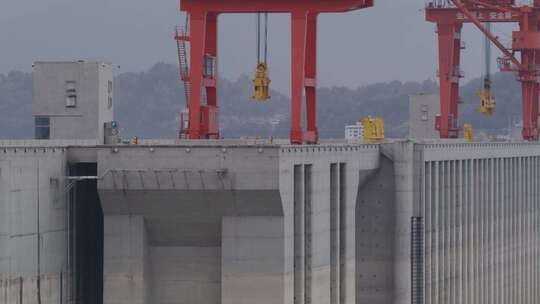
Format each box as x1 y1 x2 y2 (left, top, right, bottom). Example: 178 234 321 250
427 0 540 140
179 0 374 144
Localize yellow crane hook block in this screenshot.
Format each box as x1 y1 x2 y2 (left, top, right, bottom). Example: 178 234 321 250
463 123 474 142
361 117 385 144
478 89 496 115
252 63 271 101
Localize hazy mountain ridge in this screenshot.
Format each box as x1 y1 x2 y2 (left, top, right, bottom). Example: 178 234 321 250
0 63 522 140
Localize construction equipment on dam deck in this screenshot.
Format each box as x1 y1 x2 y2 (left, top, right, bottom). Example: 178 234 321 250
361 117 385 144
175 0 374 144
426 0 540 141
463 123 474 142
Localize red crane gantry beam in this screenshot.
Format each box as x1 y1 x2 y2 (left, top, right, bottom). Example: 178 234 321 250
179 0 374 144
426 0 540 140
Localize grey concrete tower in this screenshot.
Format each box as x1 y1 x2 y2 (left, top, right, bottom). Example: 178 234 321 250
32 61 114 143
409 94 440 139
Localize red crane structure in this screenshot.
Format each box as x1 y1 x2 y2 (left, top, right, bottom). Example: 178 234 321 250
175 0 374 144
426 0 540 140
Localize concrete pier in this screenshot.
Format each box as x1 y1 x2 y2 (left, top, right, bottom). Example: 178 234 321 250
0 140 539 304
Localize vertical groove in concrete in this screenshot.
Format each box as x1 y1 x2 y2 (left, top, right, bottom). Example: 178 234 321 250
434 161 439 304
516 157 525 303
304 165 312 304
524 157 532 304
443 161 448 304
448 160 453 304
422 162 430 304
513 158 517 304
338 163 346 304
533 157 540 302
499 157 502 304
330 164 338 304
457 160 463 304
481 158 486 304
463 159 467 304
293 165 304 304
488 158 492 304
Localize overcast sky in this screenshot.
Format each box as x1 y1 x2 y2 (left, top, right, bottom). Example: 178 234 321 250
0 0 511 93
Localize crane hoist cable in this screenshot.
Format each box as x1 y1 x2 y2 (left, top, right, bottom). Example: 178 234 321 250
252 12 271 101
478 22 496 115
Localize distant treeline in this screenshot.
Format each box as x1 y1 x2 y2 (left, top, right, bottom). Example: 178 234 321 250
0 63 522 139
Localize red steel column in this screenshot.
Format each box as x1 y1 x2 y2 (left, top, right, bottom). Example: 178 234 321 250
519 16 539 140
529 19 540 141
188 10 207 139
520 53 539 140
436 22 461 138
304 12 319 144
521 79 536 140
205 12 219 139
450 23 462 138
291 10 308 144
532 79 540 140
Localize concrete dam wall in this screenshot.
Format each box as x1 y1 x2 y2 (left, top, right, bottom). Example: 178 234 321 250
0 140 539 304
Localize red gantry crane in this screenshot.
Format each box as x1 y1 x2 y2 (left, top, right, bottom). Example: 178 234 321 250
175 0 374 144
427 0 540 140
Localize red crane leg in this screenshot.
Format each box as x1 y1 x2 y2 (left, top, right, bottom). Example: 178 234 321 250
205 12 219 139
291 10 308 144
450 24 462 136
533 83 539 139
304 12 318 144
188 11 207 139
533 80 540 139
521 80 537 140
436 23 462 138
519 19 539 140
528 31 540 141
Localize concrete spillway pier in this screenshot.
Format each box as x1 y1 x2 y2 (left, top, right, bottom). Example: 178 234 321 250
1 139 540 304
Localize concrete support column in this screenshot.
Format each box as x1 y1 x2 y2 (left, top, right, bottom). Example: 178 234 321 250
390 142 414 304
0 162 9 304
341 164 357 304
103 215 149 304
222 216 285 304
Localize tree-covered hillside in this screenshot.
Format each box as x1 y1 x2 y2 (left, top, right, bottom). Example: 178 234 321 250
0 63 523 139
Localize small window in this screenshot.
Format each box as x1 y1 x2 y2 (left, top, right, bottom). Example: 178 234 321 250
421 105 428 112
108 81 113 93
66 95 77 107
421 113 428 121
65 81 76 93
65 81 77 108
35 116 50 140
35 117 49 126
204 55 216 78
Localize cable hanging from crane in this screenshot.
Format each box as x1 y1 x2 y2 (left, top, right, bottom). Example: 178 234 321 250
478 22 496 115
252 12 271 101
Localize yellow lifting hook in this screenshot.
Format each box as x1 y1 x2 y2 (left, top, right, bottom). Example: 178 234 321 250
478 80 496 116
252 63 271 101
